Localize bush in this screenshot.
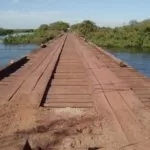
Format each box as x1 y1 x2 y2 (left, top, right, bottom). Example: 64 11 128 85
71 19 150 50
3 21 69 44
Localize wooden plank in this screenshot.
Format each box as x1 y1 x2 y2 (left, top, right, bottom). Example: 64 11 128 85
10 42 59 102
54 73 86 79
55 68 85 73
47 94 90 99
29 36 67 106
51 79 88 86
1 36 65 105
46 98 92 103
93 91 129 149
105 91 149 143
0 44 53 104
48 86 90 95
73 35 130 149
44 102 93 108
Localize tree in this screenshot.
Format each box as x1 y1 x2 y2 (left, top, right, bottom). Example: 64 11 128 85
0 28 14 35
129 20 138 25
38 24 49 31
78 20 97 36
49 21 70 32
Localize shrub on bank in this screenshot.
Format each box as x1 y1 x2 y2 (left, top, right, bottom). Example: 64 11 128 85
71 19 150 50
3 21 69 44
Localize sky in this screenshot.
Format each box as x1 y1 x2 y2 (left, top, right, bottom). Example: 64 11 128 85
0 0 150 29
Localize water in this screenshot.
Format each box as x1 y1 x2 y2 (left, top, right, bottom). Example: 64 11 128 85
0 42 38 68
0 40 150 77
106 48 150 77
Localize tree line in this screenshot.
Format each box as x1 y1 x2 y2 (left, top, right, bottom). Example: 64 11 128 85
0 28 34 36
0 28 14 36
3 19 150 51
70 20 150 49
3 21 69 44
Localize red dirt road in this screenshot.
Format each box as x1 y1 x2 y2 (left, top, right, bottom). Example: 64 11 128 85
0 33 150 150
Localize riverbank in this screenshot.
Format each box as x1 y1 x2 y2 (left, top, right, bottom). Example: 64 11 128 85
71 20 150 51
3 21 69 44
79 35 150 77
0 28 34 36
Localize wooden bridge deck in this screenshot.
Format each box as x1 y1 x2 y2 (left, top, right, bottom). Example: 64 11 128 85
0 33 150 150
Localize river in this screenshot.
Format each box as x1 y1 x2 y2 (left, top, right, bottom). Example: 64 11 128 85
0 39 150 78
0 42 38 68
106 48 150 77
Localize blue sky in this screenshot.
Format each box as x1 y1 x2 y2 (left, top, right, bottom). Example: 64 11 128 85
0 0 150 28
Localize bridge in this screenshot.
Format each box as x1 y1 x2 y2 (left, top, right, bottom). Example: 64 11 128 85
0 33 150 150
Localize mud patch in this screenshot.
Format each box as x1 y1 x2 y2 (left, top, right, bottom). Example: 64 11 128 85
16 108 105 150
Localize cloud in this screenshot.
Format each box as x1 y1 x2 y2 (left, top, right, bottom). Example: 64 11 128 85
0 10 64 28
0 9 126 28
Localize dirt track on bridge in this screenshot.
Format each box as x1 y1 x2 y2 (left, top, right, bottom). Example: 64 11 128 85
0 33 150 150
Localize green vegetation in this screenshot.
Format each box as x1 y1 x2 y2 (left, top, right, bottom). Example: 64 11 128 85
3 21 69 44
13 29 34 33
0 28 14 35
71 19 150 49
3 19 150 50
0 28 34 36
